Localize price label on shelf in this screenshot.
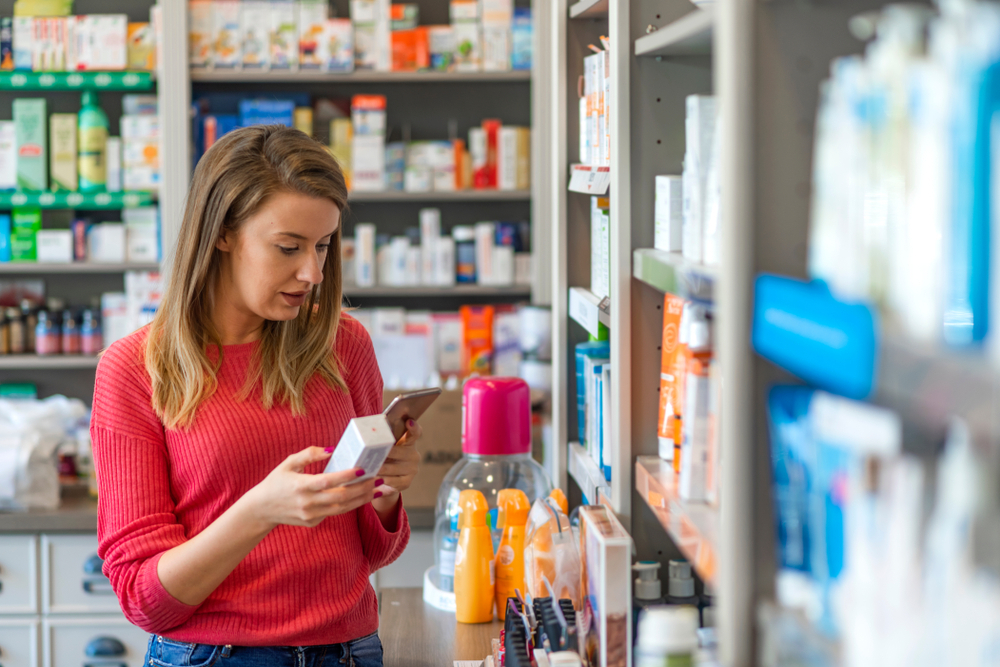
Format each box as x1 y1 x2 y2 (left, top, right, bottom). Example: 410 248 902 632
568 164 611 194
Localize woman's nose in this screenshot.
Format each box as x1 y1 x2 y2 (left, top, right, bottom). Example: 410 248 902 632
298 252 324 285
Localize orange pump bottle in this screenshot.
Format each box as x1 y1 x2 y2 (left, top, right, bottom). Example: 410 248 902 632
455 489 495 623
548 488 569 515
495 489 530 620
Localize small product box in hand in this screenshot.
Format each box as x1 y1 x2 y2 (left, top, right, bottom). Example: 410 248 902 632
325 414 396 483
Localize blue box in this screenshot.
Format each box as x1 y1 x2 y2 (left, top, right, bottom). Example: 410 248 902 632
0 214 10 262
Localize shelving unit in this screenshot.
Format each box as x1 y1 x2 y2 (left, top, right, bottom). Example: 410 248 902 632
632 248 715 301
567 442 610 505
567 286 610 337
0 71 153 91
0 356 100 370
569 0 609 19
634 8 714 58
347 189 531 203
343 285 532 298
0 263 159 274
0 191 154 209
190 70 531 83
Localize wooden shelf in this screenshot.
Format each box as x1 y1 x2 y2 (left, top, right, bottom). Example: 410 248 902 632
343 285 531 298
0 262 158 274
568 442 610 505
191 69 530 84
635 456 719 586
632 248 715 301
635 8 714 58
569 0 609 19
0 355 99 370
568 287 610 338
348 189 531 203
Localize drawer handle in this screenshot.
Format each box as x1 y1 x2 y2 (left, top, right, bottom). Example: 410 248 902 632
83 554 104 575
85 636 125 657
82 579 115 595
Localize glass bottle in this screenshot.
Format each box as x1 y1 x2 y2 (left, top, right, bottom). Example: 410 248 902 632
81 309 102 355
20 299 37 353
7 307 24 354
61 309 81 355
35 310 59 355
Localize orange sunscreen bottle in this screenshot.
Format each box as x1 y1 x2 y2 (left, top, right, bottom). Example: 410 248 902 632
455 489 495 623
495 489 530 620
548 488 569 516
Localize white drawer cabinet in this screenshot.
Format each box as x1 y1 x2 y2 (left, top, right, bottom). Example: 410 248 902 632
40 536 120 616
43 617 148 667
0 536 38 616
0 618 40 667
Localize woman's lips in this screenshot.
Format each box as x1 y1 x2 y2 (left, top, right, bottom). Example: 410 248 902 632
280 291 308 306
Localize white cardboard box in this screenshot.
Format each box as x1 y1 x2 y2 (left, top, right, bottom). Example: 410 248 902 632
324 414 396 483
654 175 683 252
36 230 73 263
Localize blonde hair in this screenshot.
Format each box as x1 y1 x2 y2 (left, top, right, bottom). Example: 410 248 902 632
146 125 349 429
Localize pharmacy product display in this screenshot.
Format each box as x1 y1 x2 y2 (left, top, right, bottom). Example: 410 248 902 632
0 94 159 195
347 210 530 288
0 270 160 356
189 0 530 73
195 93 530 194
0 8 157 73
352 304 552 392
430 378 551 597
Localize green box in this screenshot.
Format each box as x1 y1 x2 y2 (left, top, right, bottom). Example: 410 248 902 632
12 207 41 232
10 230 36 261
13 98 47 191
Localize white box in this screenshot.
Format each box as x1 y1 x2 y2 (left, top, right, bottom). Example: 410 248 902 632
682 95 717 263
240 0 271 69
420 208 441 285
492 245 514 285
324 415 396 482
189 0 213 68
579 505 633 667
351 0 378 23
481 0 514 25
452 21 480 72
325 18 354 72
432 312 463 374
0 122 15 190
654 175 683 252
435 236 456 286
270 0 299 70
298 0 329 70
474 221 495 285
120 114 159 140
13 17 33 70
515 252 532 285
87 223 125 263
106 137 122 193
74 14 127 71
36 230 73 263
126 224 158 263
372 307 405 336
591 196 610 300
352 135 386 191
101 292 129 347
482 26 510 72
212 0 241 68
355 223 376 287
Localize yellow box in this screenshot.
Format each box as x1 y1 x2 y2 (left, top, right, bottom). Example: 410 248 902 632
49 113 76 192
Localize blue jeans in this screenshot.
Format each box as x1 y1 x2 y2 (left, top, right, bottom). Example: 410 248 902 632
145 631 384 667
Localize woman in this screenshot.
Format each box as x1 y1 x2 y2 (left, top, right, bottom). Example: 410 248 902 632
91 125 419 667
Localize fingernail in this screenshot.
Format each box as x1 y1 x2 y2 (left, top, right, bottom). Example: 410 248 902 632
408 419 415 427
374 491 383 499
375 478 384 486
324 446 334 453
356 469 366 477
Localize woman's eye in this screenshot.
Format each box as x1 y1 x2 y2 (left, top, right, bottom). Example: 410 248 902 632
279 246 297 255
317 244 331 253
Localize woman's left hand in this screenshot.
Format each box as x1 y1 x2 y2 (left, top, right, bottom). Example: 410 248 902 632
371 419 422 517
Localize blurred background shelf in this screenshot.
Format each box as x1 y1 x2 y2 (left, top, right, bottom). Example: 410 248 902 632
569 0 608 19
342 285 531 298
0 71 153 91
347 189 531 203
0 191 155 209
0 355 100 370
190 69 531 83
568 442 610 505
633 248 715 302
634 8 714 57
635 456 719 586
0 262 159 274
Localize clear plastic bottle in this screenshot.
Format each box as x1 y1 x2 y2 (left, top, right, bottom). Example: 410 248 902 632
429 378 552 602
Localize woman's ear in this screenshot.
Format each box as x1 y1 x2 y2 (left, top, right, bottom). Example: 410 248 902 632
215 231 233 253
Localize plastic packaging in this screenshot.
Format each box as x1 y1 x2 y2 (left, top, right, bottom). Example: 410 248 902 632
495 488 529 620
78 91 108 192
454 489 495 624
665 560 699 606
633 561 666 641
523 497 581 608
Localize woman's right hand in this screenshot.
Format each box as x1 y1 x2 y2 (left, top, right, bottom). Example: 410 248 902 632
244 446 378 529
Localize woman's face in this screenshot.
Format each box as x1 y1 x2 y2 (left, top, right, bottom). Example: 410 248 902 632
215 190 340 327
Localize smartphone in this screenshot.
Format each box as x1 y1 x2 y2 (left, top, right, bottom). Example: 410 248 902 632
384 387 442 441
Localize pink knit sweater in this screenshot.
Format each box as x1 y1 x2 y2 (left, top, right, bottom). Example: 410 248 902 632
90 315 409 646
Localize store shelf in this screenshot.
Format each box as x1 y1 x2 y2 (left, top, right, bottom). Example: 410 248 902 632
0 191 154 210
0 262 159 274
343 285 531 298
635 456 719 586
348 189 531 203
0 355 99 370
568 286 610 338
635 8 714 58
190 69 531 83
568 442 610 505
0 71 153 91
633 248 715 302
569 0 609 19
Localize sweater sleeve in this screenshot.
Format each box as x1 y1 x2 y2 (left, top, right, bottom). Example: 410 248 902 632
337 315 411 569
91 332 200 634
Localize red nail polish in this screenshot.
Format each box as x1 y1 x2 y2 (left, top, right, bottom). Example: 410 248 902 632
375 478 384 486
324 446 334 453
373 491 383 499
355 469 366 477
408 419 415 427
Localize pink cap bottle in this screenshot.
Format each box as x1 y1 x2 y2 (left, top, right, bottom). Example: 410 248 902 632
462 377 531 456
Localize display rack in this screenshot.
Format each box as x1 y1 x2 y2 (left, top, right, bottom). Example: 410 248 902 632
633 8 714 58
0 263 159 275
0 71 153 91
569 0 609 19
567 286 610 337
190 70 530 83
0 356 100 370
343 285 532 298
347 189 531 203
567 442 610 505
0 191 154 209
632 248 715 301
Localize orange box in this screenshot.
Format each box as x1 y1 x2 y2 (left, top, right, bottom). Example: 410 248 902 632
460 305 494 376
657 293 685 462
391 27 429 71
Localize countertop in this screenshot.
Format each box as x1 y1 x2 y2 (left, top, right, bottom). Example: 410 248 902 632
380 587 502 666
0 488 436 533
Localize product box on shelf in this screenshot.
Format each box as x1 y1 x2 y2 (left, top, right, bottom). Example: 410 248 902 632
271 0 299 69
482 26 510 71
12 17 32 71
0 121 16 190
36 229 72 263
74 14 128 71
89 223 126 263
124 206 158 263
325 19 354 72
212 0 241 68
497 126 530 191
657 293 685 461
1 17 13 71
240 0 271 69
511 7 531 70
590 196 610 300
299 0 329 69
452 21 480 72
11 208 40 262
390 3 420 30
106 136 122 192
127 22 156 70
682 95 717 264
49 113 77 192
189 0 213 68
0 214 10 262
428 25 455 71
391 27 429 71
654 175 683 253
579 505 633 667
14 98 46 192
353 135 386 191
